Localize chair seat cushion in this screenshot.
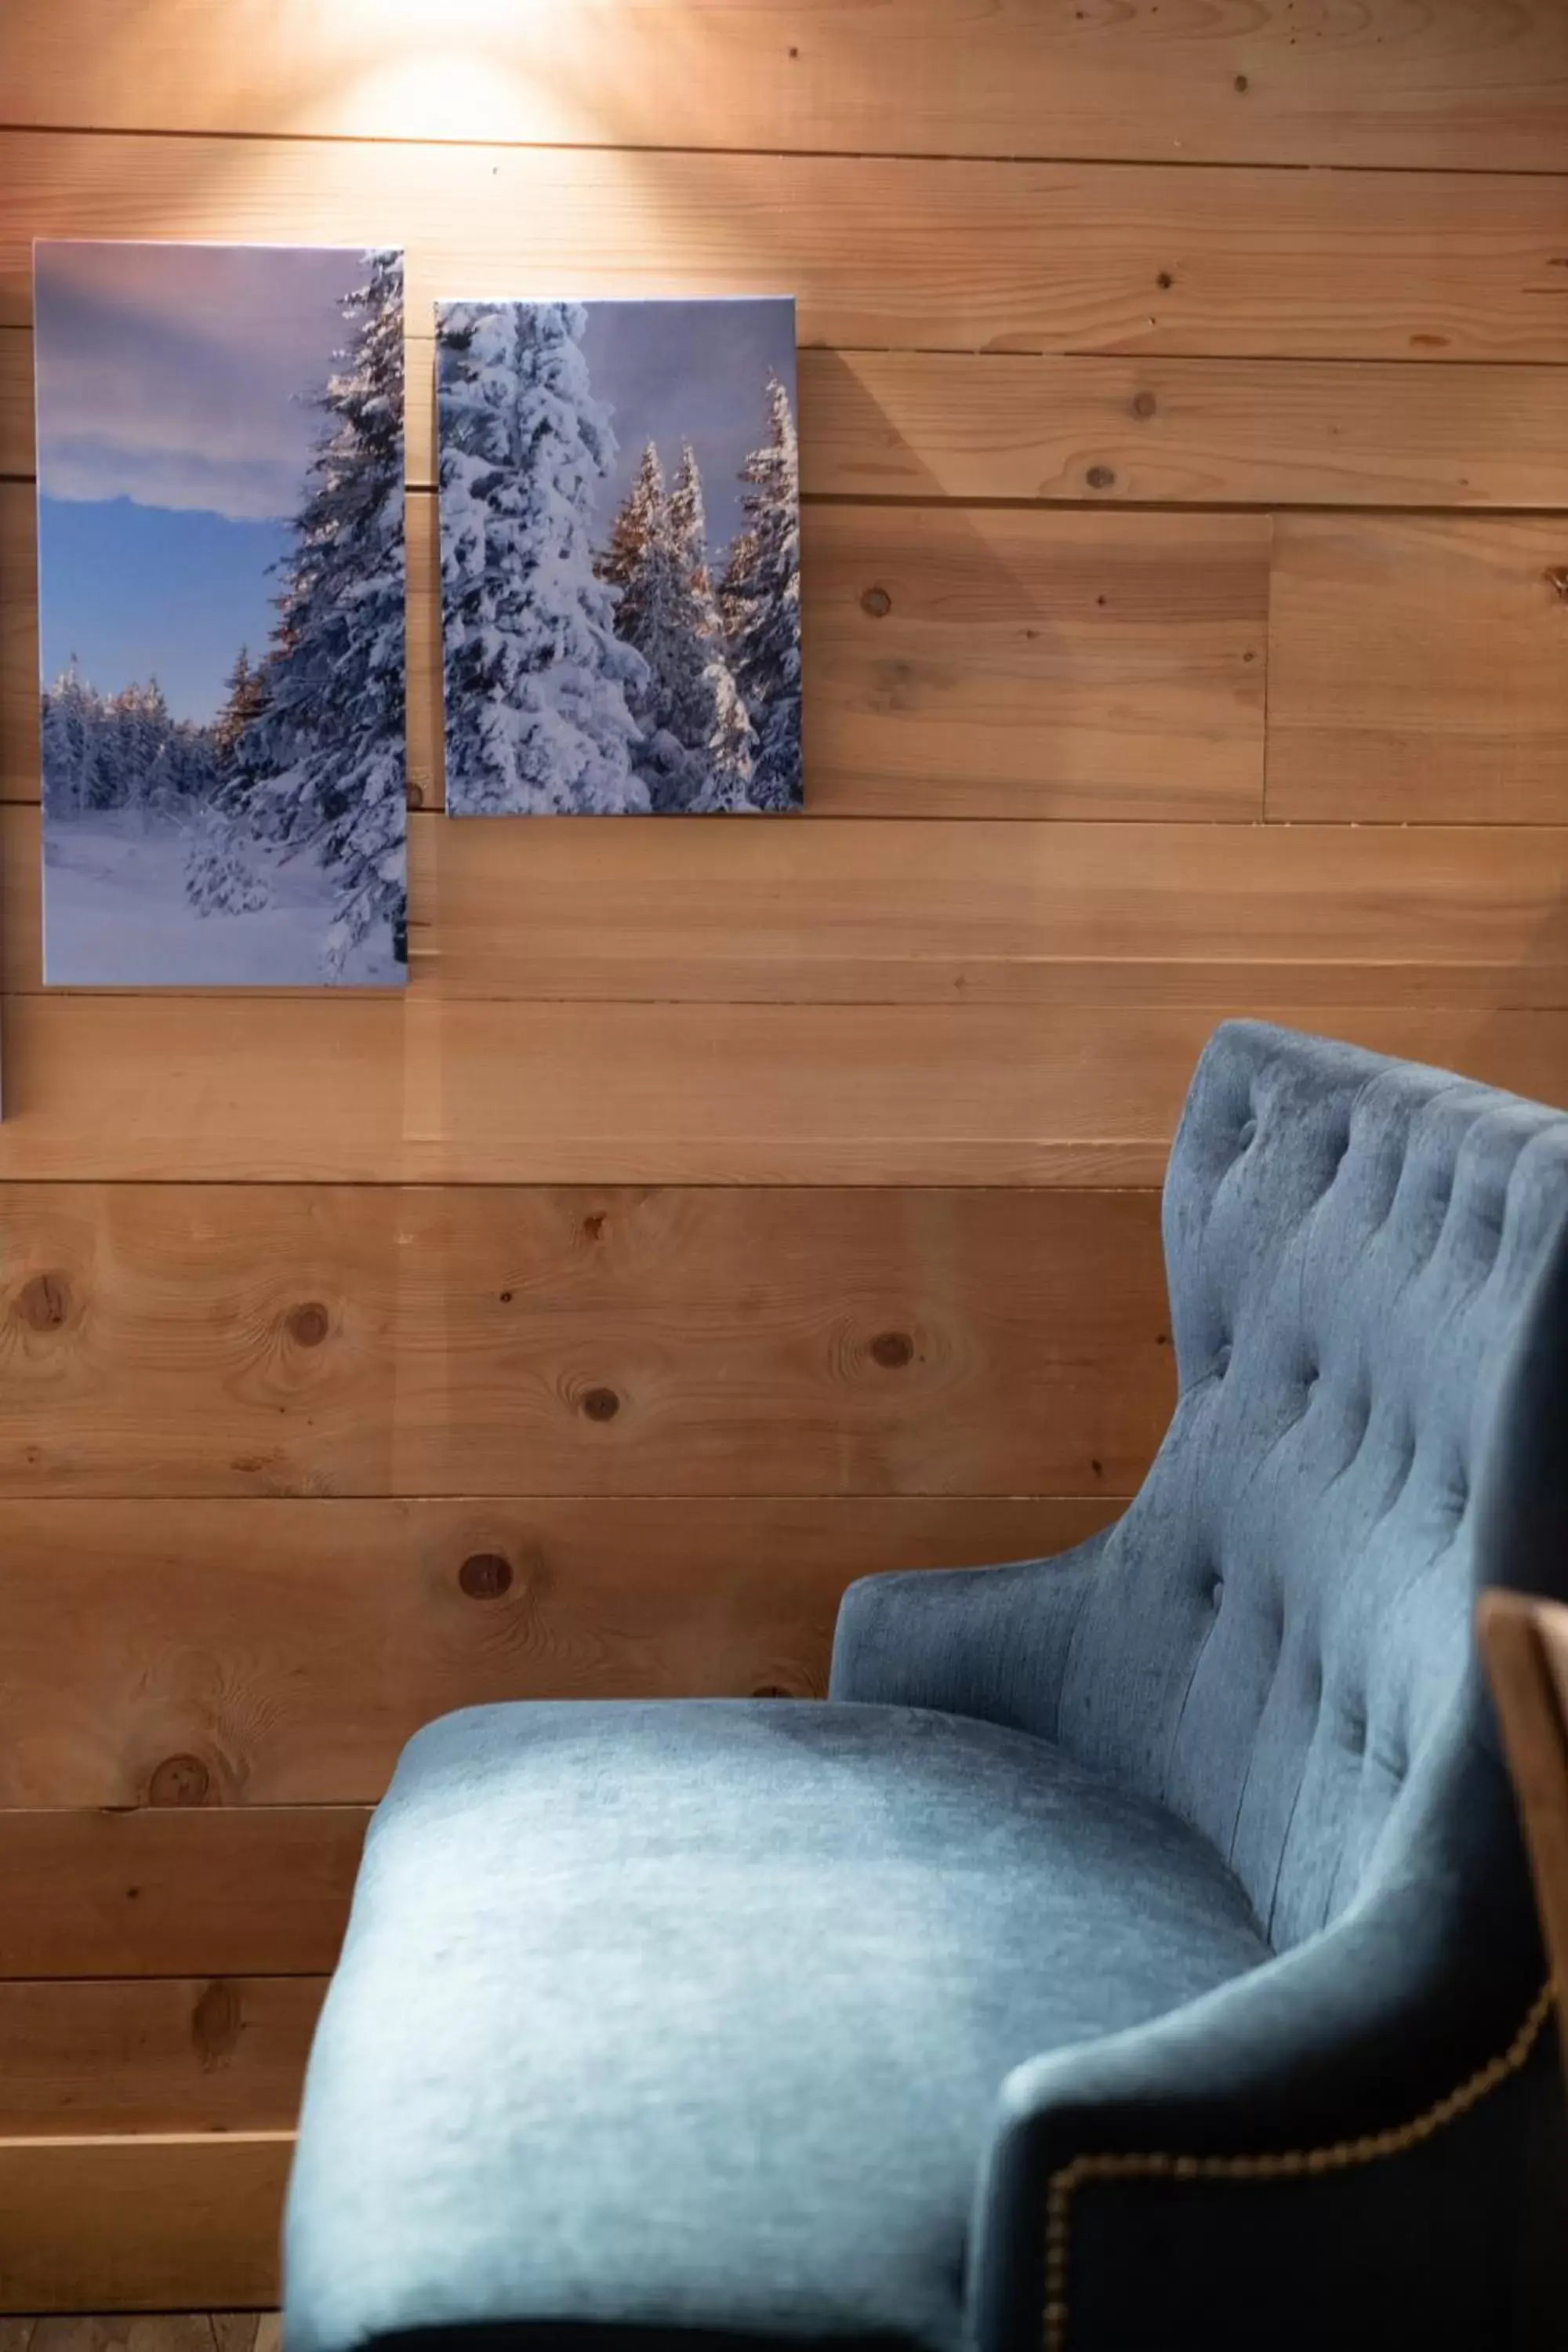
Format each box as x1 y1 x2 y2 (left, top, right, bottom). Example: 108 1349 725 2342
285 1700 1270 2352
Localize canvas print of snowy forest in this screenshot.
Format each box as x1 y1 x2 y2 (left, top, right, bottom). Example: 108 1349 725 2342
436 296 800 815
34 241 407 985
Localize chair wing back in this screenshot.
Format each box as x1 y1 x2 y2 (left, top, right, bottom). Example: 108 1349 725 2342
1053 1022 1568 1951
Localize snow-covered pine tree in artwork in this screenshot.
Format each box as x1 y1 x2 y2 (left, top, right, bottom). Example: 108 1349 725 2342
599 438 753 812
184 642 269 916
718 374 802 811
42 662 220 823
667 443 755 812
218 247 408 968
40 659 94 818
437 299 648 815
214 647 267 756
595 441 686 807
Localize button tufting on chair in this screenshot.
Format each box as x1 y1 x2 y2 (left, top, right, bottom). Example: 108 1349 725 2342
282 1022 1568 2352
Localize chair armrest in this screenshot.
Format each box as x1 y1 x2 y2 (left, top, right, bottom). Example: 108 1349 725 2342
828 1526 1115 1741
968 1831 1555 2352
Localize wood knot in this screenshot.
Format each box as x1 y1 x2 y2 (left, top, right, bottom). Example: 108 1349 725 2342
1156 270 1174 291
1233 73 1249 92
1086 464 1116 490
582 1211 607 1241
459 1550 514 1600
149 1754 211 1807
285 1300 329 1347
191 1979 242 2069
581 1385 621 1422
1131 390 1157 419
16 1272 69 1330
1544 566 1568 601
860 584 892 619
870 1330 914 1370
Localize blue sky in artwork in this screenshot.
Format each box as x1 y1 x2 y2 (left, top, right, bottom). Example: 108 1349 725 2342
37 498 290 724
577 297 796 555
34 241 368 723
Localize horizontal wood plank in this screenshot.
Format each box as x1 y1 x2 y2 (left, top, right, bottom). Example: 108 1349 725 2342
4 133 1568 361
0 1000 1564 1185
800 349 1568 514
799 503 1264 818
0 1185 1172 1498
1269 516 1568 823
0 1978 321 2135
0 2130 289 2310
0 1496 1116 1805
10 806 1568 1008
399 818 1568 1007
0 1809 366 1980
4 484 1269 818
13 335 1568 511
3 1 1567 172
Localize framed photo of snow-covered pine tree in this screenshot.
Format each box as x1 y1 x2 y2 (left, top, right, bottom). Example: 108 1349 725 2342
34 241 408 985
436 296 800 815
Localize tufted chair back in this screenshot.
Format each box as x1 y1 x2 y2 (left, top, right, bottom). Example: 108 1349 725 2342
1052 1022 1568 1951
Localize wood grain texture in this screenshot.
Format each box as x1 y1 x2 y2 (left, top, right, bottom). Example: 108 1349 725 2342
15 334 1568 511
0 1185 1172 1499
4 485 1270 818
0 330 28 479
0 2130 289 2310
0 1977 322 2135
401 817 1568 1007
1269 516 1568 823
12 805 1568 1009
0 1809 366 1980
5 132 1568 361
1479 1592 1568 2086
3 0 1567 172
0 1497 1117 1806
800 503 1264 818
5 2314 274 2352
2 1000 1565 1186
800 349 1568 513
2 2318 251 2352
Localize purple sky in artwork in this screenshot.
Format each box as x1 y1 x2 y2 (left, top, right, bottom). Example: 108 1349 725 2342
34 241 366 520
576 297 796 555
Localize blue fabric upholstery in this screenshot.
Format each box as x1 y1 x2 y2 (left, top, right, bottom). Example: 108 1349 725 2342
286 1702 1267 2352
285 1023 1568 2352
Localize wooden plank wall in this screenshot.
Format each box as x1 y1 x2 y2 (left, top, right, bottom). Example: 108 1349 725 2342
0 0 1566 2313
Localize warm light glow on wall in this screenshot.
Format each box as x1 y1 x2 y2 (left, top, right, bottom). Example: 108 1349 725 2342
280 0 708 147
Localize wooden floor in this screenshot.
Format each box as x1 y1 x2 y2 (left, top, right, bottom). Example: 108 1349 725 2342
0 2322 278 2352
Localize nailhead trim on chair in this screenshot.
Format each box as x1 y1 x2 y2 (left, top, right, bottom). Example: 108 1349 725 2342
1039 1981 1555 2352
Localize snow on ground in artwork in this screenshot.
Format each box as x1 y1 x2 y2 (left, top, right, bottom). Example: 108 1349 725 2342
44 814 398 986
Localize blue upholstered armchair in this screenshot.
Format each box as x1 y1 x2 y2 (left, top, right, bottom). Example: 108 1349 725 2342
285 1023 1568 2352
